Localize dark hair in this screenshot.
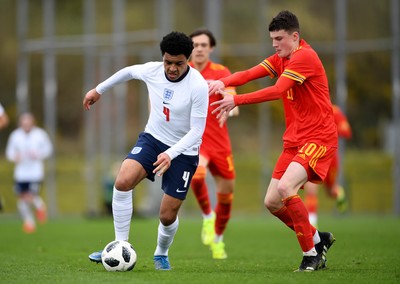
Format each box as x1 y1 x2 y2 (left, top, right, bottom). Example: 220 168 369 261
189 28 217 47
160 31 194 59
268 10 300 34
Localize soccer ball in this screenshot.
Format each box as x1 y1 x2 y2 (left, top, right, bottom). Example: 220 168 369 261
101 240 137 272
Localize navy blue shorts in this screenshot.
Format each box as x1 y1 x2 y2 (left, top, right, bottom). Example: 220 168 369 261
14 181 41 195
126 132 198 200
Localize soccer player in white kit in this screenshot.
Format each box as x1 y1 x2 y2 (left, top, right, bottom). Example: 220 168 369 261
83 31 209 270
5 112 53 233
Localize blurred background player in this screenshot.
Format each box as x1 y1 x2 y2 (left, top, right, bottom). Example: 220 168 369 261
5 112 53 233
189 28 239 259
304 104 352 227
0 102 10 211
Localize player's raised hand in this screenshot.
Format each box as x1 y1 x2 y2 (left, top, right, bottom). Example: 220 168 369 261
211 91 235 120
208 80 225 96
83 88 101 110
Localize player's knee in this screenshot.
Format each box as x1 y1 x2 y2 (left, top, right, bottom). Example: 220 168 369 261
192 166 206 181
159 214 177 226
264 197 279 212
276 180 295 199
114 178 133 191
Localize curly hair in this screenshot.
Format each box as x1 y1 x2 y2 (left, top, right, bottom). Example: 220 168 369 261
160 31 194 59
268 10 300 34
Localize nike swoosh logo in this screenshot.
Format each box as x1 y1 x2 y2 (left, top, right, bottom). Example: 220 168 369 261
163 101 170 105
176 189 186 193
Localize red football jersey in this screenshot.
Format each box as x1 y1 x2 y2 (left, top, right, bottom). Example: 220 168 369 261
189 61 236 153
227 39 337 148
265 40 337 147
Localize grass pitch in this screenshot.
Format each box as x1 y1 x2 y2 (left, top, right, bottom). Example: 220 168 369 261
0 214 399 284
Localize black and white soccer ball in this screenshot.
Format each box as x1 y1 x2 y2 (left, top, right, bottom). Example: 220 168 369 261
101 240 137 272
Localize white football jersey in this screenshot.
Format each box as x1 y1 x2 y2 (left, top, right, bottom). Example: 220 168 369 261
6 127 53 182
96 62 209 158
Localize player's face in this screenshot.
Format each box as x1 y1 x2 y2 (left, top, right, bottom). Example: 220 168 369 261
163 53 189 81
19 113 35 133
270 30 299 58
191 34 213 65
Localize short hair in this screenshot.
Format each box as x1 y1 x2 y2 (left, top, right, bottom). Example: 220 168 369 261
160 31 194 59
268 10 300 34
189 28 217 47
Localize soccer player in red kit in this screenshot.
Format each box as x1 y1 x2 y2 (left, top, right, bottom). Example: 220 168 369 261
189 28 238 259
305 104 352 227
209 10 337 271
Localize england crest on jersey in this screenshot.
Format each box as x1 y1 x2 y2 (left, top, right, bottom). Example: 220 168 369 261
163 88 174 101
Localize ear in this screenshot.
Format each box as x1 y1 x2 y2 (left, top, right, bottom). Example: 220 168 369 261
292 31 300 42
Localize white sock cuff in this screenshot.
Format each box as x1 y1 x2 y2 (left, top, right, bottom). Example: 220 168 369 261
159 216 179 233
113 187 132 200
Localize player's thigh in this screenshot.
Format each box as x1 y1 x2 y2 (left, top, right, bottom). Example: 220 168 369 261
278 162 308 197
115 159 147 190
198 154 210 168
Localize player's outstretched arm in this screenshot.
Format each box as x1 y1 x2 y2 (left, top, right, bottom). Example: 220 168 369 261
83 88 101 110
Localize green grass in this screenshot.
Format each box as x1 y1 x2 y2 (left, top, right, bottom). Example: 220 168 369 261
0 215 399 284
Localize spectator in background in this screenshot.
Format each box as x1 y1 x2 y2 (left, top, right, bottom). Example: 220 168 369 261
5 112 53 233
304 104 352 227
0 102 9 211
189 28 239 259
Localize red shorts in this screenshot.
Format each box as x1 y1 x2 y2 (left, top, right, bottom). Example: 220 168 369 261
272 143 337 184
200 149 235 180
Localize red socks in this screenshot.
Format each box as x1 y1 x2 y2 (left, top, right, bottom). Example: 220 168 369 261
271 205 294 231
271 203 317 237
191 166 212 215
282 195 314 252
215 192 233 235
191 167 234 237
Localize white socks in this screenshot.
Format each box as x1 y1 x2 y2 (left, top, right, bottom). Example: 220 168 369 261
309 213 318 228
112 187 133 241
32 195 45 210
313 230 321 245
17 199 34 225
154 217 179 256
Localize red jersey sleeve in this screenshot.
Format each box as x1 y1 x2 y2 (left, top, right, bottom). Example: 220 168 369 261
233 75 294 105
220 65 269 87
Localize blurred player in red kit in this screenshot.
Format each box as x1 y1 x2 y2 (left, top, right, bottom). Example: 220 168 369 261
304 104 352 227
189 28 239 259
